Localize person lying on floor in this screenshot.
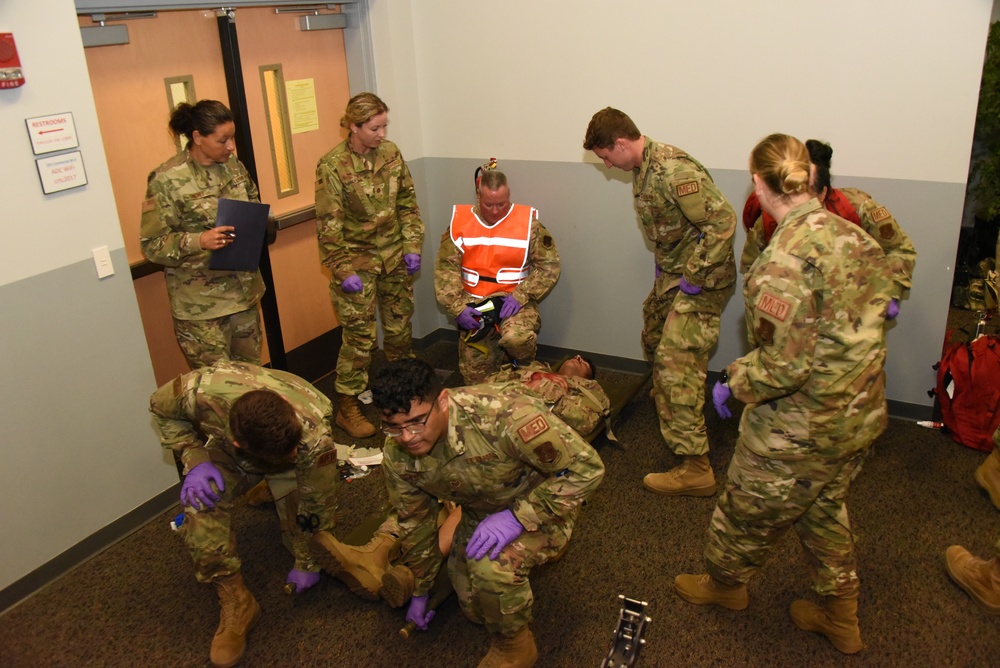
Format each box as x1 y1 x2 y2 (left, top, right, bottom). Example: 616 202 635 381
311 358 605 667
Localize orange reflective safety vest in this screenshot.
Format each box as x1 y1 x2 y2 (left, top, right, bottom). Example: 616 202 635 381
449 203 536 299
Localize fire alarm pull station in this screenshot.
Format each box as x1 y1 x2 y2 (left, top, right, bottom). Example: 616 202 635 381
1 33 25 89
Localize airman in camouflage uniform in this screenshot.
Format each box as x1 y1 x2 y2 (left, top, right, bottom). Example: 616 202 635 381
740 139 916 305
316 93 424 439
372 358 604 666
676 134 892 655
140 150 264 369
435 168 561 384
150 360 340 666
584 107 736 496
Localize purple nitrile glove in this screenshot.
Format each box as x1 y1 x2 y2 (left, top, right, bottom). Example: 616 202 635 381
712 380 733 419
499 295 522 319
678 276 702 295
180 462 225 510
457 306 483 331
404 253 421 275
406 594 435 631
655 263 662 279
286 568 320 594
341 274 363 293
466 509 524 561
886 298 900 320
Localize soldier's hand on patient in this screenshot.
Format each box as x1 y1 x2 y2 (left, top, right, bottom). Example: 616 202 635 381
466 509 524 560
406 594 435 630
457 306 483 330
180 462 225 510
499 295 522 319
712 380 733 419
286 568 320 594
341 274 363 293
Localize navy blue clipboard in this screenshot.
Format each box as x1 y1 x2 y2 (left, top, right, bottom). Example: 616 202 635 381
208 198 269 271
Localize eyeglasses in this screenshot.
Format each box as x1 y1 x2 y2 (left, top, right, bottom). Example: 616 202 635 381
381 402 436 438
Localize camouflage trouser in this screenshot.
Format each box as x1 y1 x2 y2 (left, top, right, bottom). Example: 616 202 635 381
331 264 414 396
447 508 574 637
179 452 335 583
458 301 540 384
173 306 262 370
643 278 732 457
704 441 869 598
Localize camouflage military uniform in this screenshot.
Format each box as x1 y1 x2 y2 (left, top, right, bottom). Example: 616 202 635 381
382 384 605 637
634 139 736 456
486 361 610 437
434 218 560 384
316 139 424 396
740 187 916 300
149 361 340 583
140 152 265 369
705 199 891 598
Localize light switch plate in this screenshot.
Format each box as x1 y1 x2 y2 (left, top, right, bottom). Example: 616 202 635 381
92 246 114 279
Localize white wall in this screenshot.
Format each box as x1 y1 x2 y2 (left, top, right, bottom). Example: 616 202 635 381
369 0 994 411
0 0 174 593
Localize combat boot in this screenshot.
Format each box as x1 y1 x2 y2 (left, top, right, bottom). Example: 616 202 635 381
380 564 415 608
336 394 376 438
944 544 1000 614
311 530 395 600
210 572 261 668
975 448 1000 510
478 626 538 668
674 573 749 611
643 454 716 497
790 595 863 654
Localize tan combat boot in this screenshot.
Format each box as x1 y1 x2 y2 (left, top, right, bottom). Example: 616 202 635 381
311 530 395 600
643 454 717 497
790 595 863 654
944 544 1000 614
674 573 749 611
975 448 1000 510
336 394 376 438
210 573 261 668
380 564 415 608
478 626 538 668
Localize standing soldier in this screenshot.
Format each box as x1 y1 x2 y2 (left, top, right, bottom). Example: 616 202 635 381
741 139 916 318
150 361 340 668
316 92 424 438
435 161 561 384
583 107 736 496
365 358 605 666
685 134 892 654
141 100 265 369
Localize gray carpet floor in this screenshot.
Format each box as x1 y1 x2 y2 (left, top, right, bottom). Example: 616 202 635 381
2 341 999 667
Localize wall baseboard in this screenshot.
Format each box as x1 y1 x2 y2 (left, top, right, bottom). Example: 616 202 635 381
0 485 180 615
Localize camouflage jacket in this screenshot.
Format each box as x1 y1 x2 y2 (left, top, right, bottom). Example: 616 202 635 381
633 138 736 291
383 383 605 595
726 199 891 460
315 139 424 282
486 361 610 437
434 215 560 317
149 361 340 571
140 152 265 320
740 187 916 299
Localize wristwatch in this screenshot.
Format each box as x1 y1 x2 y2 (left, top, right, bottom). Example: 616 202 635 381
719 369 729 385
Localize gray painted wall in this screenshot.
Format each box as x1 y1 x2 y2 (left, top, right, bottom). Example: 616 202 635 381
406 157 960 413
